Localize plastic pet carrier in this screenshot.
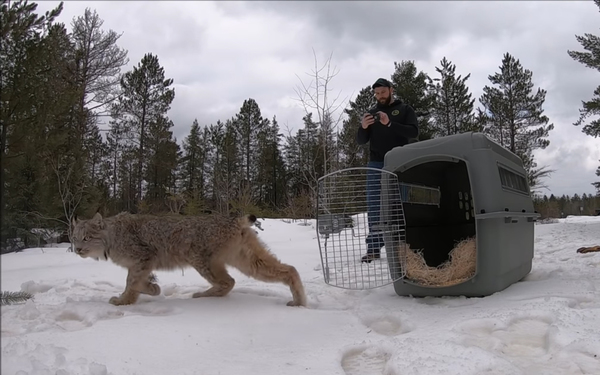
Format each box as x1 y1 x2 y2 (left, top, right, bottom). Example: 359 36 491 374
315 132 539 297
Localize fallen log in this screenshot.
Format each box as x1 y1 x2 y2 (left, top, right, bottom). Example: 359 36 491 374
576 245 600 254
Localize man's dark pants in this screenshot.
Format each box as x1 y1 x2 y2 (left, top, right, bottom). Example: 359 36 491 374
365 161 385 256
365 160 409 257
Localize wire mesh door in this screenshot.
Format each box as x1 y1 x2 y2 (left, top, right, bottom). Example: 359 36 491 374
316 167 407 289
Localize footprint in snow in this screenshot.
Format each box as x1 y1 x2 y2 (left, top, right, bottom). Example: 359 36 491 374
341 346 394 375
456 315 554 358
2 339 112 375
457 313 600 373
361 314 412 337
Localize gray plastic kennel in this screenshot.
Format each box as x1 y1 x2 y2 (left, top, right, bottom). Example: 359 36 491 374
316 132 539 297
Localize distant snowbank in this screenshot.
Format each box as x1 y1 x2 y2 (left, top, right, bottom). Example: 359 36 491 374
558 215 600 224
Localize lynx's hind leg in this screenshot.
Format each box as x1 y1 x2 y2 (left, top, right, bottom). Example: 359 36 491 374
141 273 161 296
232 228 307 307
191 260 235 299
109 265 155 306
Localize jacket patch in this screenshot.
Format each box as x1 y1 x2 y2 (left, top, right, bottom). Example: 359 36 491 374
391 109 400 116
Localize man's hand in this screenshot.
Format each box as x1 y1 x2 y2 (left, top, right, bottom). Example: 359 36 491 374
361 113 375 129
378 111 390 126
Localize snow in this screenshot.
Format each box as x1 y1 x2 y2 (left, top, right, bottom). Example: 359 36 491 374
2 215 600 375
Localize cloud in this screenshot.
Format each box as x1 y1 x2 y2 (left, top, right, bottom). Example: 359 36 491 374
34 0 600 196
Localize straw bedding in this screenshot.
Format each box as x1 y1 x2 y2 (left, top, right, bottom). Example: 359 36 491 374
399 237 477 287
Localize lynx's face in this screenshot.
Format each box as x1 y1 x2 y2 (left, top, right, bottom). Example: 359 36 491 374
72 213 107 260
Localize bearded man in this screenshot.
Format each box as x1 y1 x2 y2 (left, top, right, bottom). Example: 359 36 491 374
356 78 419 263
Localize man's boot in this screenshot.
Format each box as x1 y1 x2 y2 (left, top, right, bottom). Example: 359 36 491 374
361 252 381 263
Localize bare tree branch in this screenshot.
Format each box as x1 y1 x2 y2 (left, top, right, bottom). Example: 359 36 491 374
291 49 351 216
47 156 87 252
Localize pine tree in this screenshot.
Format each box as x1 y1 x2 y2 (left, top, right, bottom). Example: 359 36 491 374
478 53 555 190
84 124 107 186
1 0 65 250
271 118 288 211
70 8 128 120
567 0 600 194
299 113 321 184
177 120 210 215
282 126 315 219
35 23 86 225
180 119 208 205
567 0 600 138
283 131 303 197
70 8 128 187
235 98 267 202
429 57 479 136
113 53 175 211
115 142 137 212
256 116 286 210
390 60 435 140
281 112 322 212
100 118 126 212
205 121 225 212
207 119 239 214
144 116 179 212
0 2 99 248
338 86 373 168
317 112 336 175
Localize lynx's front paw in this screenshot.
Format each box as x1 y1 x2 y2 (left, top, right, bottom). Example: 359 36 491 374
109 295 135 306
109 296 123 305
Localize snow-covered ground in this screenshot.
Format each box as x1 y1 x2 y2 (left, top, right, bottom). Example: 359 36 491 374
2 215 600 375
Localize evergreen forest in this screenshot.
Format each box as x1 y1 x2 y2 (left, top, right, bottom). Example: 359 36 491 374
2 1 599 252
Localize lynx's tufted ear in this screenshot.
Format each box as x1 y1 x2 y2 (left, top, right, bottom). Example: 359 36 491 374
90 212 105 229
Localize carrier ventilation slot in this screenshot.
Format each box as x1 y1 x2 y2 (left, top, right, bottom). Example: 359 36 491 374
498 165 529 194
401 183 441 207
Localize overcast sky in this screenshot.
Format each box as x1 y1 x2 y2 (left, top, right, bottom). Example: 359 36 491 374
36 1 600 197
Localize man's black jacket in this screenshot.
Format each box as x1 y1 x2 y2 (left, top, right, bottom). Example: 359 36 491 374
356 99 419 162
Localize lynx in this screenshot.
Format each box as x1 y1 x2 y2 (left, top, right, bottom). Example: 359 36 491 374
71 212 307 307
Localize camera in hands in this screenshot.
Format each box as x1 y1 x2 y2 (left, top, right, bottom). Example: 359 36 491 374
368 109 381 123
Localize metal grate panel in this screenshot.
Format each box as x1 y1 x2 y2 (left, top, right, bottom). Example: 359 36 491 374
316 167 407 289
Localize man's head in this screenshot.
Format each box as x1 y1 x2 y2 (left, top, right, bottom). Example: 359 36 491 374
372 78 393 106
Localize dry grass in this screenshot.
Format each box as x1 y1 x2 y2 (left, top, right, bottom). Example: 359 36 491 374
399 237 477 287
